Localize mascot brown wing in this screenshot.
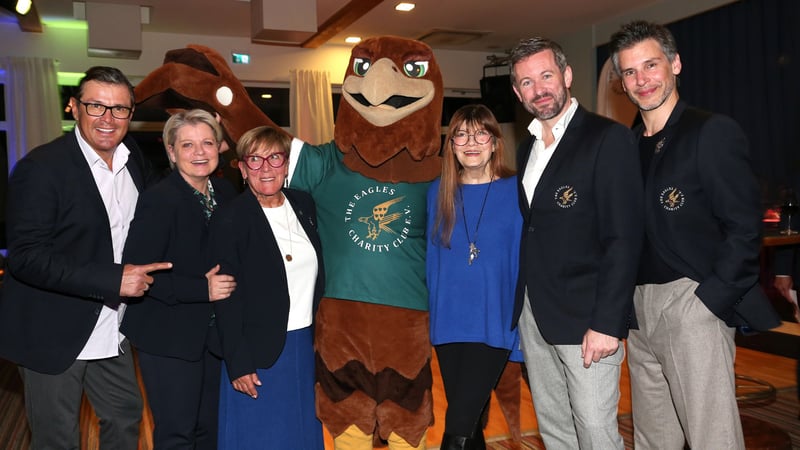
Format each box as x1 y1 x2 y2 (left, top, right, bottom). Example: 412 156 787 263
134 45 289 146
335 36 443 184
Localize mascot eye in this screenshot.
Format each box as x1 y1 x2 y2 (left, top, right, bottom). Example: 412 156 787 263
403 61 429 78
353 58 371 76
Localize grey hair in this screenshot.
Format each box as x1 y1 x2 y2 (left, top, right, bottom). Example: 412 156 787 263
608 20 679 76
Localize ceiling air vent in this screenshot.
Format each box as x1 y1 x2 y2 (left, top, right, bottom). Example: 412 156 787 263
418 29 487 47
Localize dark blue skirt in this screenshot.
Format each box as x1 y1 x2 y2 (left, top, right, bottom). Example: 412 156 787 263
218 326 323 449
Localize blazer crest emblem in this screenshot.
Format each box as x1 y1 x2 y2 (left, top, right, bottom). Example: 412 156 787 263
659 186 685 211
554 185 578 209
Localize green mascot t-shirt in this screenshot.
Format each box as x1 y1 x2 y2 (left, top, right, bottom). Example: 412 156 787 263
289 140 429 311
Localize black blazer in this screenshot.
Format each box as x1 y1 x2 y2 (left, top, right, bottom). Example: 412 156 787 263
208 188 324 381
512 105 644 344
637 100 779 331
0 130 153 374
121 170 237 361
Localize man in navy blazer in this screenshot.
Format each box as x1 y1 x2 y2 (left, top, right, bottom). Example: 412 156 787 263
510 37 643 449
609 21 780 450
0 66 170 449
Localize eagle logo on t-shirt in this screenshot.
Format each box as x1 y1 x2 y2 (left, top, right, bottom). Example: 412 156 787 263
358 196 405 239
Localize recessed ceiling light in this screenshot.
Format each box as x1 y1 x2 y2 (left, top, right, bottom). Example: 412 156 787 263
395 3 415 12
345 36 362 44
260 94 272 99
16 0 32 15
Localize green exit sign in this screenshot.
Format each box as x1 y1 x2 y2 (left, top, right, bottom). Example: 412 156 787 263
232 52 250 64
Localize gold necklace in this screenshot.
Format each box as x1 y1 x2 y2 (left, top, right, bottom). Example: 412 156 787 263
283 199 294 262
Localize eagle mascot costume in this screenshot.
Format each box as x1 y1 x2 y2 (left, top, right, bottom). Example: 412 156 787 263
135 36 524 449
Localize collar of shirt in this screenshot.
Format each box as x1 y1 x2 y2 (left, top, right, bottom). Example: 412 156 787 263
527 97 580 144
74 126 131 173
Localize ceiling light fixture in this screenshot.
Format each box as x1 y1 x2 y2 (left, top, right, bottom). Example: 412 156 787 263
345 36 361 44
15 0 32 15
395 3 415 12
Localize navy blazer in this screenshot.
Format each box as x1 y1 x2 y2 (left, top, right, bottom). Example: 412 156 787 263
209 188 324 381
121 170 237 361
0 130 153 374
512 105 644 344
637 100 779 331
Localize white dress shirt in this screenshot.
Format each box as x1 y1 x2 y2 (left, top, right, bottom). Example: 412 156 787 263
522 98 580 205
74 127 139 359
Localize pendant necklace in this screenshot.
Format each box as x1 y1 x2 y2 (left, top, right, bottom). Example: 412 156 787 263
282 198 294 262
460 175 494 265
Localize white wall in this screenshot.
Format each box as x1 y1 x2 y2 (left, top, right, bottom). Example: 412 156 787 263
0 22 492 92
0 0 738 101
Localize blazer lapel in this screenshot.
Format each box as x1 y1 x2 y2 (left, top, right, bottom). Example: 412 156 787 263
529 106 586 209
638 100 688 175
123 135 148 193
517 136 535 217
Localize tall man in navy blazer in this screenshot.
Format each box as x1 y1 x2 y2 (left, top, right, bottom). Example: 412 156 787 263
609 21 780 449
509 37 644 449
0 66 171 449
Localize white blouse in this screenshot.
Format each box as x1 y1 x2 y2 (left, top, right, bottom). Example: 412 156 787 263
262 199 318 331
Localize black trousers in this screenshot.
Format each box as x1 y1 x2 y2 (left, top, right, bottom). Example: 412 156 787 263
20 339 143 450
435 342 510 437
137 347 221 450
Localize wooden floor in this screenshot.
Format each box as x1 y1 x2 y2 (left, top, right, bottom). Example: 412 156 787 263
324 342 799 449
72 341 797 449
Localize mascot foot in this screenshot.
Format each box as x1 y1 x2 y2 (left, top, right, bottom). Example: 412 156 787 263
388 431 426 450
334 425 373 450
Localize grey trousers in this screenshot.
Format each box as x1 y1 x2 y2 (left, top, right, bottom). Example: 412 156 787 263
20 339 143 450
629 278 744 450
519 291 625 450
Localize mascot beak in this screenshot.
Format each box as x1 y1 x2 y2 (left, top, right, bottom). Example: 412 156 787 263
342 58 435 128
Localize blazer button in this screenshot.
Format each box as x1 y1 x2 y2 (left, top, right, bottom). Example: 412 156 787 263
528 226 535 232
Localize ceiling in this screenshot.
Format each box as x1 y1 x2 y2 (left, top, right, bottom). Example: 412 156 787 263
5 0 663 53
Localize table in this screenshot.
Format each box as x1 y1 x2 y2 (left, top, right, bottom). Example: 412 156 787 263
763 230 800 247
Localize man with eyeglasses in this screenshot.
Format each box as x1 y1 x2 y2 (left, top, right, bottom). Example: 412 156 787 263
0 66 171 449
509 37 643 449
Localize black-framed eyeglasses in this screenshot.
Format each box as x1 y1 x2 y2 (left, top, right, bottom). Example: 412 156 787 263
452 130 493 146
243 152 288 170
76 100 133 120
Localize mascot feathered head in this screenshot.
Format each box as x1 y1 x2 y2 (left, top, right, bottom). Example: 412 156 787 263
335 36 443 183
134 36 443 184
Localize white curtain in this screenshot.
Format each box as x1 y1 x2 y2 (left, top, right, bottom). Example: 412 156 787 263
1 57 62 171
289 69 334 144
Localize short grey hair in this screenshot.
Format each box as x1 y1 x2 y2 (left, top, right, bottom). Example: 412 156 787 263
608 20 679 76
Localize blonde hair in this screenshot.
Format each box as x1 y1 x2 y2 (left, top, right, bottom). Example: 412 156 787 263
162 109 223 168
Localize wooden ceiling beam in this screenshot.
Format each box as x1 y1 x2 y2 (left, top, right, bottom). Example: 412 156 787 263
301 0 384 49
17 2 43 33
